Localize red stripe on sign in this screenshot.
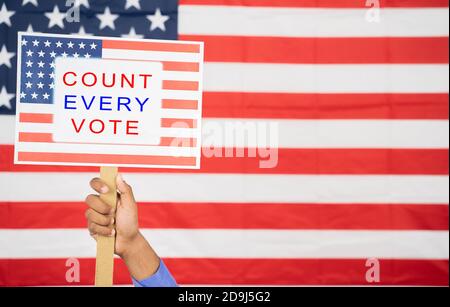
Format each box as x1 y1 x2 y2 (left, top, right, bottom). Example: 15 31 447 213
103 40 200 53
202 93 450 120
103 58 200 72
179 0 450 8
18 132 53 143
161 118 197 128
162 99 198 110
163 61 200 72
2 146 448 175
19 113 53 123
0 258 448 286
180 36 449 64
17 152 196 166
0 202 447 230
163 80 199 91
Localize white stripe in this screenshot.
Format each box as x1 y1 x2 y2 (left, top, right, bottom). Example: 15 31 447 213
0 229 447 259
179 6 449 37
0 173 447 203
203 63 449 93
103 48 201 63
2 116 448 148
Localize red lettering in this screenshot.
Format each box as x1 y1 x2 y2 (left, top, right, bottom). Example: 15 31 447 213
89 119 105 134
63 72 77 86
71 118 85 133
82 72 97 87
109 119 122 134
127 120 139 135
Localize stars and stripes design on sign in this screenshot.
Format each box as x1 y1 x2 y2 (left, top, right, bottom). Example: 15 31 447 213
1 0 449 287
15 32 203 168
19 35 102 104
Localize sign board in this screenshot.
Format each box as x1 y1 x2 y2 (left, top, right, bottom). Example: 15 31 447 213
14 32 204 169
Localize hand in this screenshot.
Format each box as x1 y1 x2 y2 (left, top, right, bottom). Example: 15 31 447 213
85 174 161 280
85 174 140 257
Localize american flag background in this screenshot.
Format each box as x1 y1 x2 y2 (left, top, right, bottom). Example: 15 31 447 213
0 0 449 286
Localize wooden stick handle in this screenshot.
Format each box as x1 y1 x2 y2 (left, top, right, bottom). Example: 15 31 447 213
95 166 118 287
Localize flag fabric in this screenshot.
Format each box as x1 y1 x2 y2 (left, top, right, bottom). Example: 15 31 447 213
0 0 449 286
15 32 203 169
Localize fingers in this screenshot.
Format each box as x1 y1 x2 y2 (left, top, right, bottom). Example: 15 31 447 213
90 177 109 194
116 174 136 207
85 194 113 215
88 221 115 237
85 208 114 226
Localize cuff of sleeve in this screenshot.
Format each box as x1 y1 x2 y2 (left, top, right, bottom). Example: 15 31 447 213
132 260 178 288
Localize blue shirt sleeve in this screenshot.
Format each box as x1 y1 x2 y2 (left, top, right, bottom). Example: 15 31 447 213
132 259 178 287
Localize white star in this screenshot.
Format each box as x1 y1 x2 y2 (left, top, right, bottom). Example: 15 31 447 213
37 61 45 68
37 82 44 89
25 24 34 33
147 8 169 32
0 45 15 68
75 0 89 8
38 50 45 57
0 87 14 109
56 41 63 48
20 92 26 99
32 40 39 47
0 4 15 27
76 25 91 36
25 81 32 88
49 83 55 89
26 50 33 57
96 7 118 30
49 72 55 79
90 42 97 50
122 27 143 39
31 92 38 99
43 93 50 100
125 0 141 10
84 53 91 59
49 62 55 68
22 0 39 7
61 52 68 58
25 71 33 78
67 41 74 48
37 71 44 78
25 60 33 67
44 40 51 47
49 51 56 58
45 5 65 29
73 52 79 58
79 42 85 49
21 38 28 46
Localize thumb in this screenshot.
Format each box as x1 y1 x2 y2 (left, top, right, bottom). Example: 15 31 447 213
116 174 136 208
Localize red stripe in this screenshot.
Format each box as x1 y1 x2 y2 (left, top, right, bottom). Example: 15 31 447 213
0 258 447 286
0 202 447 230
202 93 450 120
180 36 449 64
103 40 200 53
163 80 199 91
103 58 200 72
179 0 449 8
162 99 198 110
161 118 197 128
17 152 196 167
19 113 53 123
18 132 53 143
2 146 448 175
